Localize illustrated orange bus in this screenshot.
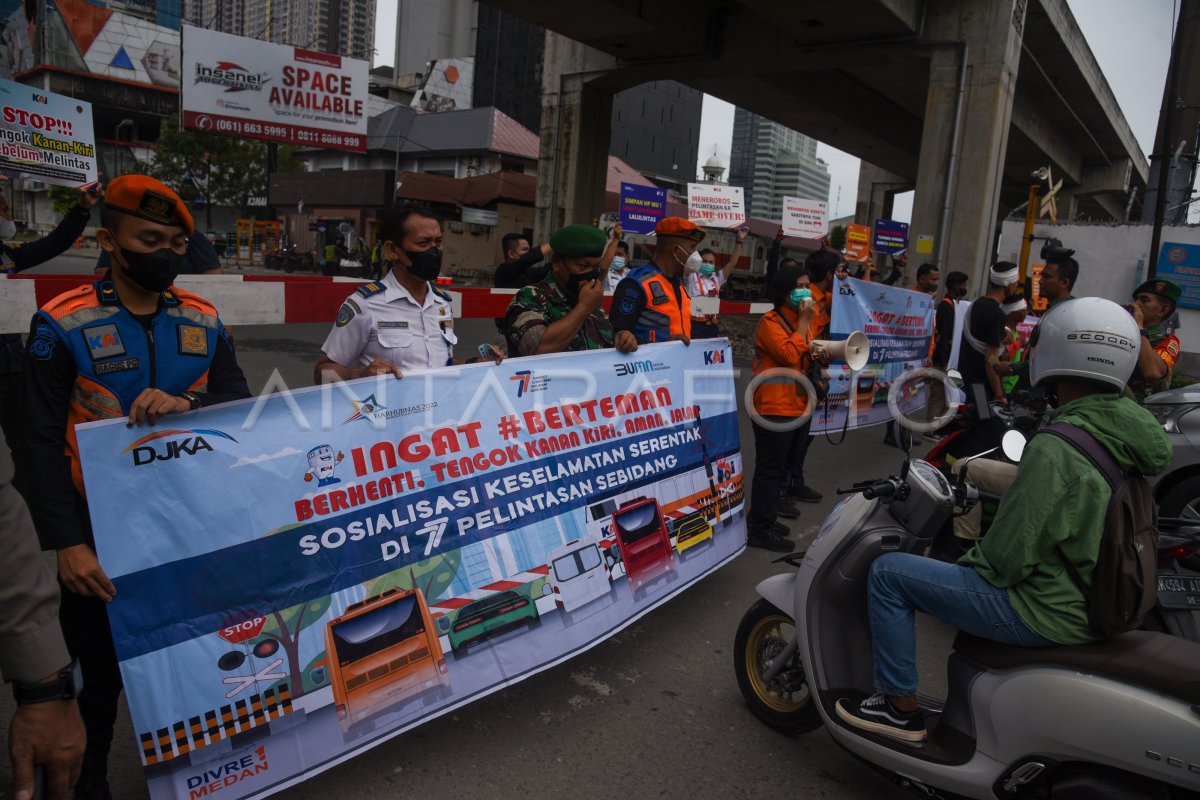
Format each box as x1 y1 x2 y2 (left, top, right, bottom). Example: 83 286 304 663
324 588 450 734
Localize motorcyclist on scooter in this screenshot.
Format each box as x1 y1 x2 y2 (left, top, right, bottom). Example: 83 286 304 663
836 297 1172 745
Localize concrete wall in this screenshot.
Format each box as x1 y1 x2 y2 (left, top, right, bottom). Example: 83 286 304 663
443 201 534 277
998 219 1200 359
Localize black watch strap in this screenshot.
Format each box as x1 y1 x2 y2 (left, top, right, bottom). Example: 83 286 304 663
13 658 83 705
180 391 201 410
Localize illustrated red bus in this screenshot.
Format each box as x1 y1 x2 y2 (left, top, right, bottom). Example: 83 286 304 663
324 588 450 734
610 497 675 592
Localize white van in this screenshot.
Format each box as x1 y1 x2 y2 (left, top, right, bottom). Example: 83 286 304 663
547 538 611 613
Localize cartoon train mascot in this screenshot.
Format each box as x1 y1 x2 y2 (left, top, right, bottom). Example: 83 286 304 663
305 444 344 487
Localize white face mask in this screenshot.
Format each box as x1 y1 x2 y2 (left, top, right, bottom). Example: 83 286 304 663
0 217 16 240
683 250 704 273
610 256 626 271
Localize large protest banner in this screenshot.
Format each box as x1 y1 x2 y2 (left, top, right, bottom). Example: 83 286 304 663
686 183 745 228
76 342 744 799
811 277 935 433
0 79 97 186
180 25 369 152
619 182 667 234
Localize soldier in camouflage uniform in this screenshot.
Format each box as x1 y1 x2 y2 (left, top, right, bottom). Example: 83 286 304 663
1129 278 1182 402
504 224 636 357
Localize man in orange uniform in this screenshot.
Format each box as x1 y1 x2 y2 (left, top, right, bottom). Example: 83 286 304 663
609 216 702 351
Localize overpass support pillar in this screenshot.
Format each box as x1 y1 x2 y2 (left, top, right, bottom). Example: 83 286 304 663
910 0 1027 290
855 163 909 230
535 32 619 243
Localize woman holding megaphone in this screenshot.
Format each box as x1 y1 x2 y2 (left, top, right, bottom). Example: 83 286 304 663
745 264 831 552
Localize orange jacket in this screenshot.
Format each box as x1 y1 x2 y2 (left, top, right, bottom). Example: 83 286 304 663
808 284 831 340
752 306 814 417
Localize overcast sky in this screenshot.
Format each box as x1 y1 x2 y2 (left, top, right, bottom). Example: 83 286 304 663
374 1 1181 222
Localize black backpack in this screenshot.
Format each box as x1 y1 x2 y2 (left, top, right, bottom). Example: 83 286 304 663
1039 422 1159 638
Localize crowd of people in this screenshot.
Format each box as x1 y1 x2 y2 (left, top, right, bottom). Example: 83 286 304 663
0 179 1188 796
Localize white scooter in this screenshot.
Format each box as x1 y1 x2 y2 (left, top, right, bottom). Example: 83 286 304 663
734 432 1200 799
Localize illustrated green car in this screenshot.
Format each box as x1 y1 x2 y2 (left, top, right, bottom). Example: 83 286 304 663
447 589 540 653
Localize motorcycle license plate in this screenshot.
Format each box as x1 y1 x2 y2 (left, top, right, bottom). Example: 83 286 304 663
1156 572 1200 610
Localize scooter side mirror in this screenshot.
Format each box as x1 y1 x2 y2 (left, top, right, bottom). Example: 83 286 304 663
946 369 964 389
1001 429 1027 463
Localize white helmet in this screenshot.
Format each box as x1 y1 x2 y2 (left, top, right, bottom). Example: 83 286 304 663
1028 297 1139 391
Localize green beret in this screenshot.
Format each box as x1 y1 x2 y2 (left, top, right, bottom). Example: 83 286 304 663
549 224 607 258
1133 278 1182 305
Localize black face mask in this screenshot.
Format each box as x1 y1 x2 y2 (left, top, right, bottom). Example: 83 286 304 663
404 247 442 281
118 245 183 293
566 268 601 297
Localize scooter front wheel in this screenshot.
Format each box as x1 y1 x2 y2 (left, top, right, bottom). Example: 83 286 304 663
734 599 821 734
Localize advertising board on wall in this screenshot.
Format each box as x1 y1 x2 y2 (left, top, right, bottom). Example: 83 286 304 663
181 25 369 153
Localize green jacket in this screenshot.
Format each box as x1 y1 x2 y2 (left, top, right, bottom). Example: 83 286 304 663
959 393 1171 644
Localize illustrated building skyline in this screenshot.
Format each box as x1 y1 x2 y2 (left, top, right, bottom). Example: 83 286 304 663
728 107 831 220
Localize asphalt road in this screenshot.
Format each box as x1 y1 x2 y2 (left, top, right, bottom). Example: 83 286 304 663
0 254 957 800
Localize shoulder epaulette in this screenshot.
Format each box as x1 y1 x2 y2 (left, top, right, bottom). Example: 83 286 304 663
168 286 217 316
41 283 98 319
431 284 452 302
355 281 387 298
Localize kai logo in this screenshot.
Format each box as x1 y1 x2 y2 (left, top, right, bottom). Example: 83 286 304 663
123 429 237 466
186 745 270 798
31 93 47 105
703 349 726 365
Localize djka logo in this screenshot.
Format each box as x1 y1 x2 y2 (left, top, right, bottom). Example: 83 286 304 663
511 370 533 398
123 429 237 466
186 745 269 798
703 350 726 365
194 61 270 92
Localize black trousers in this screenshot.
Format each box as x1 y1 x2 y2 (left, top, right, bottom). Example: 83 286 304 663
60 586 124 757
782 417 814 492
749 416 805 533
691 320 721 340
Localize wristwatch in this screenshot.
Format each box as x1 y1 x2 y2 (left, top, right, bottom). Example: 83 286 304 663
180 391 201 411
1140 329 1151 338
13 659 83 705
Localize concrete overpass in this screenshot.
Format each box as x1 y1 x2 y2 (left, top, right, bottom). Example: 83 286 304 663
480 0 1148 285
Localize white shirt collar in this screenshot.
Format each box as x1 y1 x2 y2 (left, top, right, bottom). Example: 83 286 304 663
380 270 447 310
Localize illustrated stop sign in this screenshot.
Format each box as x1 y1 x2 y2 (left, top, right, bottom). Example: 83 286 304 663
218 616 266 644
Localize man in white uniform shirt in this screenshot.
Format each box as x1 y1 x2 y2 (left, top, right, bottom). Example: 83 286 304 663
685 225 747 339
315 206 457 382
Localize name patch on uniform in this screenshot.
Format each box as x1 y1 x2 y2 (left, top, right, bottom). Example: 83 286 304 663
177 324 208 356
95 357 140 375
84 323 125 361
378 321 409 329
649 283 670 306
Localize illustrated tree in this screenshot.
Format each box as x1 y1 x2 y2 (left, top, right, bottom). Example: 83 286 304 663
367 552 463 602
149 117 302 229
258 595 332 699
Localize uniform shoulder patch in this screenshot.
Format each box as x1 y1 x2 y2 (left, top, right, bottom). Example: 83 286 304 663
335 301 357 327
355 282 386 298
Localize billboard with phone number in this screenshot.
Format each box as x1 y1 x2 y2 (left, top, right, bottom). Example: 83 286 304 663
76 342 745 799
180 25 368 153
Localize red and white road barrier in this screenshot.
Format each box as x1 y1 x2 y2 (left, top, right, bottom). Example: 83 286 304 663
0 274 773 333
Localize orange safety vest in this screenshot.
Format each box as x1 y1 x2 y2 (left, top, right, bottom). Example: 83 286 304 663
627 264 691 342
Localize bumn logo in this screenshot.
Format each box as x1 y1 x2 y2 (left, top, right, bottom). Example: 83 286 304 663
614 360 654 376
123 428 237 466
703 350 726 365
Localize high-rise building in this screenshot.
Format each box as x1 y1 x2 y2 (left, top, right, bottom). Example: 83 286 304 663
729 108 831 221
183 0 376 60
609 81 702 195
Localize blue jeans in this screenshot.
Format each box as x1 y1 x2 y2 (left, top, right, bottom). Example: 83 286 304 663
868 552 1054 696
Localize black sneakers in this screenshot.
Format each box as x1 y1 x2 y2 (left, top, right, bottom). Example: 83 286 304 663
772 521 792 537
776 499 802 519
747 528 794 552
787 485 823 503
835 693 927 745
